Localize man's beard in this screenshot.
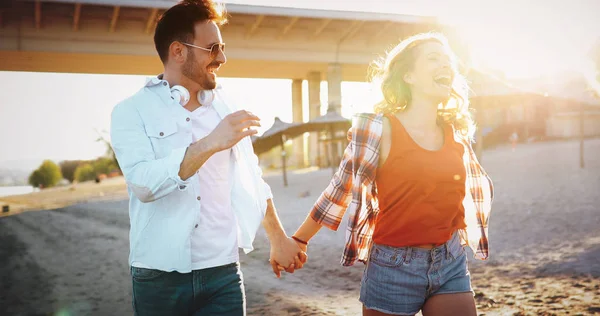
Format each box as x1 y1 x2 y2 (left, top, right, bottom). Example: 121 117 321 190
182 51 216 90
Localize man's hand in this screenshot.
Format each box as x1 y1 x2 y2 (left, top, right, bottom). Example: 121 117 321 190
178 110 260 180
207 110 260 152
274 237 308 274
269 237 308 278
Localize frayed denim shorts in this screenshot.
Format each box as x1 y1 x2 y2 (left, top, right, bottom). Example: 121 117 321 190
359 232 473 315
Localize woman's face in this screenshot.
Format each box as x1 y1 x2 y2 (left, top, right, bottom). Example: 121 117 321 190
403 41 454 103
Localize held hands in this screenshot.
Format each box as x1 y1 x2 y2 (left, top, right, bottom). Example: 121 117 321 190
207 110 260 152
269 237 308 278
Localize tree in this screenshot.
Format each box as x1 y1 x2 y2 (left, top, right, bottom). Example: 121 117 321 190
95 129 120 173
59 160 84 183
91 157 118 176
74 163 96 183
28 160 63 188
28 170 43 188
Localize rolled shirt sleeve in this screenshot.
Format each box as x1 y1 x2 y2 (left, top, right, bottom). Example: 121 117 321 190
110 100 190 203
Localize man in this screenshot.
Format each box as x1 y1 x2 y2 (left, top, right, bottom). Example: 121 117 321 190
110 1 305 315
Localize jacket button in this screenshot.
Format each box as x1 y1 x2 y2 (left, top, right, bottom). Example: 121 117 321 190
159 132 164 136
195 224 198 228
197 196 201 201
186 117 190 122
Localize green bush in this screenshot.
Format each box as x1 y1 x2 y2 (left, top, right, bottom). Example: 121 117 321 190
28 170 43 188
91 157 118 176
59 160 85 183
63 157 119 183
28 160 63 188
74 163 96 183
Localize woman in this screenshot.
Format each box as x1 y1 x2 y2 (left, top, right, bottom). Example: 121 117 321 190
290 33 494 316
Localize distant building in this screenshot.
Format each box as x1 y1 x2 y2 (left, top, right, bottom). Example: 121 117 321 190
546 111 600 138
471 71 600 147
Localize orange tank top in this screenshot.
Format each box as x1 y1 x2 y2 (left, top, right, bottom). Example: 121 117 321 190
373 114 467 247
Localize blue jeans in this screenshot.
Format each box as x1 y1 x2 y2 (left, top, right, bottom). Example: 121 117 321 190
359 232 472 315
131 262 245 316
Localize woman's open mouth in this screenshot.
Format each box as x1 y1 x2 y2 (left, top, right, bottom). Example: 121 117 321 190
434 75 452 88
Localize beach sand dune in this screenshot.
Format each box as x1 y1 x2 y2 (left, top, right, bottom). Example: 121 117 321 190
1 139 599 315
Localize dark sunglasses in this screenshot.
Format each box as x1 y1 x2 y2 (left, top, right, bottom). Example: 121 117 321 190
181 42 225 59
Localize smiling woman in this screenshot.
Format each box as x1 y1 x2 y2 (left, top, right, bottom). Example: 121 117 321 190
291 32 494 316
370 32 473 137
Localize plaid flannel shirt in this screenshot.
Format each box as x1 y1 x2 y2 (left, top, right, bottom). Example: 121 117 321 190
309 113 494 266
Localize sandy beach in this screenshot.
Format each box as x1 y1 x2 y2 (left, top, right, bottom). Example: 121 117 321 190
1 139 599 316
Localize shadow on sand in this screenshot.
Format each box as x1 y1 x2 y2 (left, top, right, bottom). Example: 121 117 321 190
0 218 55 316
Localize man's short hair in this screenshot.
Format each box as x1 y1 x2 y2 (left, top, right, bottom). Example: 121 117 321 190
154 0 227 64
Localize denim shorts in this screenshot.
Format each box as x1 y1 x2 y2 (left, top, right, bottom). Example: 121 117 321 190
359 232 473 315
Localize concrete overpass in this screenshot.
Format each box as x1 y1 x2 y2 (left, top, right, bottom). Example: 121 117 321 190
0 0 457 166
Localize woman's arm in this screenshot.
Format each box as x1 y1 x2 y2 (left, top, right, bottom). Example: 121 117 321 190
291 215 322 252
291 128 357 248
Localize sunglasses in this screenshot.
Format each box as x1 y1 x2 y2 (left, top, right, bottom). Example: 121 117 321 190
181 42 225 59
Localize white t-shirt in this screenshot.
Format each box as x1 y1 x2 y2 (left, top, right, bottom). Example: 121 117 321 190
189 104 238 270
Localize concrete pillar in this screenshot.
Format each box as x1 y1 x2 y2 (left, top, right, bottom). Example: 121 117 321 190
327 64 343 168
291 79 305 168
307 71 321 166
327 63 342 113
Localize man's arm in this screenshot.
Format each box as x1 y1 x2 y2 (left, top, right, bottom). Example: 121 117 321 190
111 102 201 203
261 199 307 278
111 101 259 203
180 110 264 180
241 133 307 277
178 137 218 180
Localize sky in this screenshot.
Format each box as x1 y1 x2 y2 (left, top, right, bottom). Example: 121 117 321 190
226 0 600 78
0 72 376 171
1 0 599 173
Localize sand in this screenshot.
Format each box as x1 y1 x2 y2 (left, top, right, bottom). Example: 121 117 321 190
0 177 129 218
1 138 599 316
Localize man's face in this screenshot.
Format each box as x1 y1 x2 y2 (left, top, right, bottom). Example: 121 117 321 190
181 21 226 90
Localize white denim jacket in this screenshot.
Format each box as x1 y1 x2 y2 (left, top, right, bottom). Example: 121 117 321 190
110 76 272 273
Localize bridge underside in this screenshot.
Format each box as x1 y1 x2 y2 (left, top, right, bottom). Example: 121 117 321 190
0 0 464 81
0 50 371 81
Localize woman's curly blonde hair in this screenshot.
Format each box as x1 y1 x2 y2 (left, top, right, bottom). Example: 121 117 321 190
369 32 474 137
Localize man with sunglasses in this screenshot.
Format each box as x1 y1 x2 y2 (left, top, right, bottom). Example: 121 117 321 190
110 1 306 315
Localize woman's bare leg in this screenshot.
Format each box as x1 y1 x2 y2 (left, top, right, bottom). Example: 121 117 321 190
422 293 477 316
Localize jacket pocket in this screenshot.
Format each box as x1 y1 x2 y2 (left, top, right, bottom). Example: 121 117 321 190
146 122 177 139
146 122 178 159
